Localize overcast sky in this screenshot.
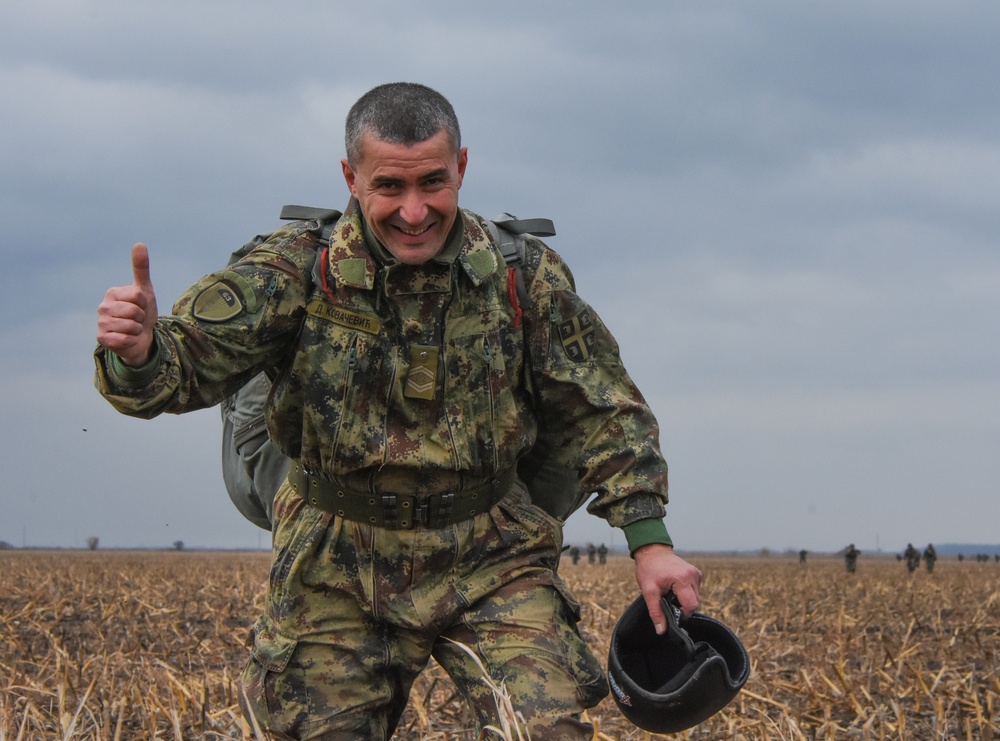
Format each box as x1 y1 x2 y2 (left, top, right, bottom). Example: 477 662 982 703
2 1 998 555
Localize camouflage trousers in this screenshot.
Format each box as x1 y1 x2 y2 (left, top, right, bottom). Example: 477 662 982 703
240 478 608 739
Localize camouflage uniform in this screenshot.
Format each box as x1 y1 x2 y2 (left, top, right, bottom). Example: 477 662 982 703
95 200 672 739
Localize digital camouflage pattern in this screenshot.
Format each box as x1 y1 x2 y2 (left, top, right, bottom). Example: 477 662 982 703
94 200 673 737
241 480 606 738
94 200 669 528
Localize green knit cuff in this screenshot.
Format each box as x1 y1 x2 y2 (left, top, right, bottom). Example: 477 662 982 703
623 518 673 556
107 341 162 388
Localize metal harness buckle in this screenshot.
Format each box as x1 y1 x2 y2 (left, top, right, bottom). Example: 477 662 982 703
381 495 399 528
414 502 429 528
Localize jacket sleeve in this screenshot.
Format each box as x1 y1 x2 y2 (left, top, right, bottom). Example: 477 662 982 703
94 225 318 419
522 239 670 531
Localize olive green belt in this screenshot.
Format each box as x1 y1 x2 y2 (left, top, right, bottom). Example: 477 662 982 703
289 463 515 530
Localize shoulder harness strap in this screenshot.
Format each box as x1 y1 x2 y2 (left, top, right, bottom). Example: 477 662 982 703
280 205 343 301
280 204 343 247
487 213 556 311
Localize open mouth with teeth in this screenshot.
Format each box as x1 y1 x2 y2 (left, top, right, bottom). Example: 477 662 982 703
396 224 432 236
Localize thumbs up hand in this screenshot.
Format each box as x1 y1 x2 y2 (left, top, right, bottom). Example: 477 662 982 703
97 244 160 367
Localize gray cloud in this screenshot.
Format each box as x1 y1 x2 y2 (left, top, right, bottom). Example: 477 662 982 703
2 0 998 554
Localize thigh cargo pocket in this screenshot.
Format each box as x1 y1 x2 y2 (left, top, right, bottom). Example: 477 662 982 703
241 613 309 731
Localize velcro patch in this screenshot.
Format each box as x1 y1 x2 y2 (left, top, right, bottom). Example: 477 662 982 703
404 345 439 400
559 310 596 362
192 281 244 322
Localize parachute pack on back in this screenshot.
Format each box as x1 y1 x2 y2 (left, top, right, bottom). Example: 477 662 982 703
220 206 589 530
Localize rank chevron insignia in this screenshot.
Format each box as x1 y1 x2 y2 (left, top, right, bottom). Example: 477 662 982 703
404 344 438 400
406 365 435 397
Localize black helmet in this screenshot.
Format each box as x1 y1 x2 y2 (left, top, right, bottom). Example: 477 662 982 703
607 595 750 734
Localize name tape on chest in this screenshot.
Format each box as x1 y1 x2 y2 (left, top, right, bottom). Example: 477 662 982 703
306 298 382 335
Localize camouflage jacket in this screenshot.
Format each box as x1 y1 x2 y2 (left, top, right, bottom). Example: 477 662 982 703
94 202 670 529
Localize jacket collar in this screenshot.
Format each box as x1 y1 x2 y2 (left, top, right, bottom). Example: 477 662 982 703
324 200 500 291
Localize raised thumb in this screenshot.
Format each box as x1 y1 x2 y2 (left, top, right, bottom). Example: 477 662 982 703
131 243 153 290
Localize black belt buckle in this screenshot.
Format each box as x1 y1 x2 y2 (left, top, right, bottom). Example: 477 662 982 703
411 491 455 529
383 493 422 529
381 494 399 528
414 501 429 528
436 492 455 527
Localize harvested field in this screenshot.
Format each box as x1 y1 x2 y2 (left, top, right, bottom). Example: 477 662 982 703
1 550 998 739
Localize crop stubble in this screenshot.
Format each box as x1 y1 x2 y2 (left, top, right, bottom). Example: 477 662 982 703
1 551 998 739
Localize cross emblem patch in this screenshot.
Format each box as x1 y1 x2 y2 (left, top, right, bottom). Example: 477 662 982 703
559 310 596 362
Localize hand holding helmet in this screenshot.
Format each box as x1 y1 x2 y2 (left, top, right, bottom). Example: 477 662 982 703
608 594 750 734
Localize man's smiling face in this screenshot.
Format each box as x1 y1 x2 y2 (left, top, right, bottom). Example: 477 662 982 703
342 129 468 265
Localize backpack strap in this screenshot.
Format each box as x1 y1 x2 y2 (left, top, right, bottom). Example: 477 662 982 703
487 214 556 310
279 205 343 223
490 213 556 239
281 205 343 248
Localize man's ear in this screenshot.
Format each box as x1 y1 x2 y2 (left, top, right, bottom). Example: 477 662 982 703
341 159 358 198
456 146 468 187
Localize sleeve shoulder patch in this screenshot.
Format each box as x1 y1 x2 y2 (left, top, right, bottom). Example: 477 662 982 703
558 309 596 362
191 273 258 322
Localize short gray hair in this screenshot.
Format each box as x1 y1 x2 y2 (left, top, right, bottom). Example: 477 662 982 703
345 82 461 164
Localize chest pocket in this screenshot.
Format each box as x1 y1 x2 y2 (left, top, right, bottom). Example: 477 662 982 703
443 309 524 471
292 299 392 474
278 273 527 477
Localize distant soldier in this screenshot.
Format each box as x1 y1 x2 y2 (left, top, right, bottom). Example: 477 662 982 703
844 543 860 573
569 545 580 565
597 543 608 565
923 543 937 573
904 543 920 573
799 549 807 564
586 543 597 565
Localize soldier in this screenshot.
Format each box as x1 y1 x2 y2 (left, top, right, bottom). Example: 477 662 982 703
798 549 807 564
598 543 608 565
569 545 581 565
844 543 860 573
587 542 597 565
904 543 920 573
923 543 937 573
94 82 702 739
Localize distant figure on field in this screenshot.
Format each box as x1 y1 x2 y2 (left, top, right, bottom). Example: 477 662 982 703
923 543 937 573
844 543 860 573
597 543 608 565
799 549 807 564
587 542 597 565
903 543 920 573
569 545 581 565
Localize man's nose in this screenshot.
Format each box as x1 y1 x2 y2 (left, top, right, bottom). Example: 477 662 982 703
398 189 428 224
